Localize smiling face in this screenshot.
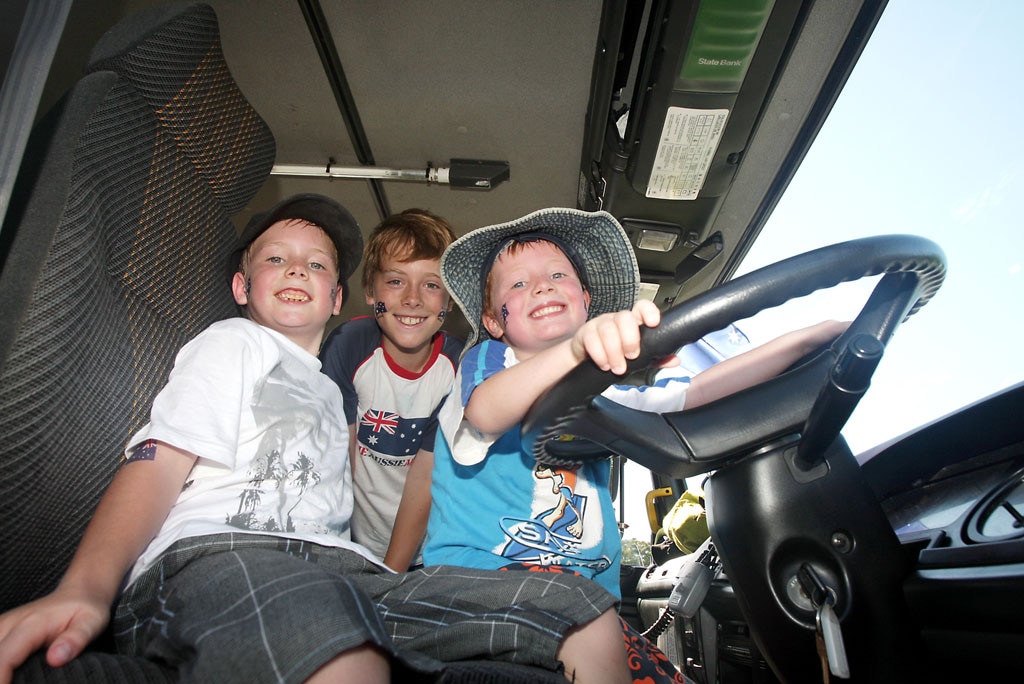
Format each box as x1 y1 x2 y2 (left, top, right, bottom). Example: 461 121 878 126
481 239 591 359
231 218 343 354
366 253 452 370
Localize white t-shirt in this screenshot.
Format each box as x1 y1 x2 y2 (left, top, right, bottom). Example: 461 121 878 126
125 318 380 585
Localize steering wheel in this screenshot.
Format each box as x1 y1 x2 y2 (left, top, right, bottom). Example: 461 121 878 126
522 234 946 683
522 234 945 474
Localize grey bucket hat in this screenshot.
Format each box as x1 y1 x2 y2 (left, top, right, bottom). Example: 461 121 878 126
441 207 639 353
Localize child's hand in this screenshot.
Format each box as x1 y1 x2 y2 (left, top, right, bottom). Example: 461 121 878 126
573 299 661 375
0 588 109 682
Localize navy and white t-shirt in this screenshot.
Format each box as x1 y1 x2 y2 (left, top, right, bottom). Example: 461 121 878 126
321 316 460 560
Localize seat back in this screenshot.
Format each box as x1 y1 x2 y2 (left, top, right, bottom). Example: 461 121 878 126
0 2 274 612
1 7 579 683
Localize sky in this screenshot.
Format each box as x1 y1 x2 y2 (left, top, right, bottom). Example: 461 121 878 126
732 0 1024 456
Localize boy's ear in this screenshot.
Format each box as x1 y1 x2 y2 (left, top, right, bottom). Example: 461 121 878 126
231 271 248 306
332 281 345 316
364 288 376 307
481 310 505 340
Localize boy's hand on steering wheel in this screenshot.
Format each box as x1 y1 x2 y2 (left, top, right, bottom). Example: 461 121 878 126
573 300 662 375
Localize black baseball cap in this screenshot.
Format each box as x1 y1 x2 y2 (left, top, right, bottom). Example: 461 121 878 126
228 193 363 286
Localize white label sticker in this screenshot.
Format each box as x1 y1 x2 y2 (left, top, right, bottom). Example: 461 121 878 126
646 107 729 200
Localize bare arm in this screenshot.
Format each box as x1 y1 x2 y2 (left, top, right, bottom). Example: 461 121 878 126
0 441 196 681
348 423 358 478
465 301 663 437
685 320 849 409
382 448 434 571
463 336 580 438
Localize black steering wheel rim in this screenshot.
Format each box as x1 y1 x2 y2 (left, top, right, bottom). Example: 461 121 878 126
522 234 946 476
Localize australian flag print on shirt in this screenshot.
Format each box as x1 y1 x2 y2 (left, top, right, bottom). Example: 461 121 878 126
358 409 424 463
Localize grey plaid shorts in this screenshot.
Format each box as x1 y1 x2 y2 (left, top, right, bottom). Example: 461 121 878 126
113 533 616 683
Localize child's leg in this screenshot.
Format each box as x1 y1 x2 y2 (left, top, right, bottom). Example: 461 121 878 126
358 563 620 674
556 607 630 683
498 564 694 684
114 538 419 684
307 644 388 683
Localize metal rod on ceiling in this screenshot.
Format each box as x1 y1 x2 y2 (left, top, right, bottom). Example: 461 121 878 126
272 164 432 183
296 0 390 219
270 159 511 189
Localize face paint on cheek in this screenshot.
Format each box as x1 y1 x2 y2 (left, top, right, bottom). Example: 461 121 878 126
437 310 446 321
501 303 510 324
374 301 387 318
245 278 252 298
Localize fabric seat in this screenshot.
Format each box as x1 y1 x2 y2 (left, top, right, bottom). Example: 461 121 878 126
0 3 273 682
0 1 274 610
1 4 566 683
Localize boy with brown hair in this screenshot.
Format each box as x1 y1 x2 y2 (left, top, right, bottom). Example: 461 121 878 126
320 208 461 570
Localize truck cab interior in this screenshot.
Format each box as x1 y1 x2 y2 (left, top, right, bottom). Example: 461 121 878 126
2 1 1021 682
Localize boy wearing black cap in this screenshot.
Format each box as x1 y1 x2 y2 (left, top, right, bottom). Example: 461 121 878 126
0 196 633 684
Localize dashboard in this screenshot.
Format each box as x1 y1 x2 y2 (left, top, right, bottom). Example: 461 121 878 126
634 381 1024 683
866 381 1024 679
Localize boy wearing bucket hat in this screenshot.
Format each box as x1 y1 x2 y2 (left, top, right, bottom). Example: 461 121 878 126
424 208 846 597
0 196 634 684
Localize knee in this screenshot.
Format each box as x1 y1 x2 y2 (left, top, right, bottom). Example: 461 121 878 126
306 643 389 683
556 608 629 683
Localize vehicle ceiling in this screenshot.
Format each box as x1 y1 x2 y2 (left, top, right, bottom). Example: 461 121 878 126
13 0 883 336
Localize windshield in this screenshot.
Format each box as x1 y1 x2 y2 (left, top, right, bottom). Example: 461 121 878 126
733 0 1024 457
620 0 1024 547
